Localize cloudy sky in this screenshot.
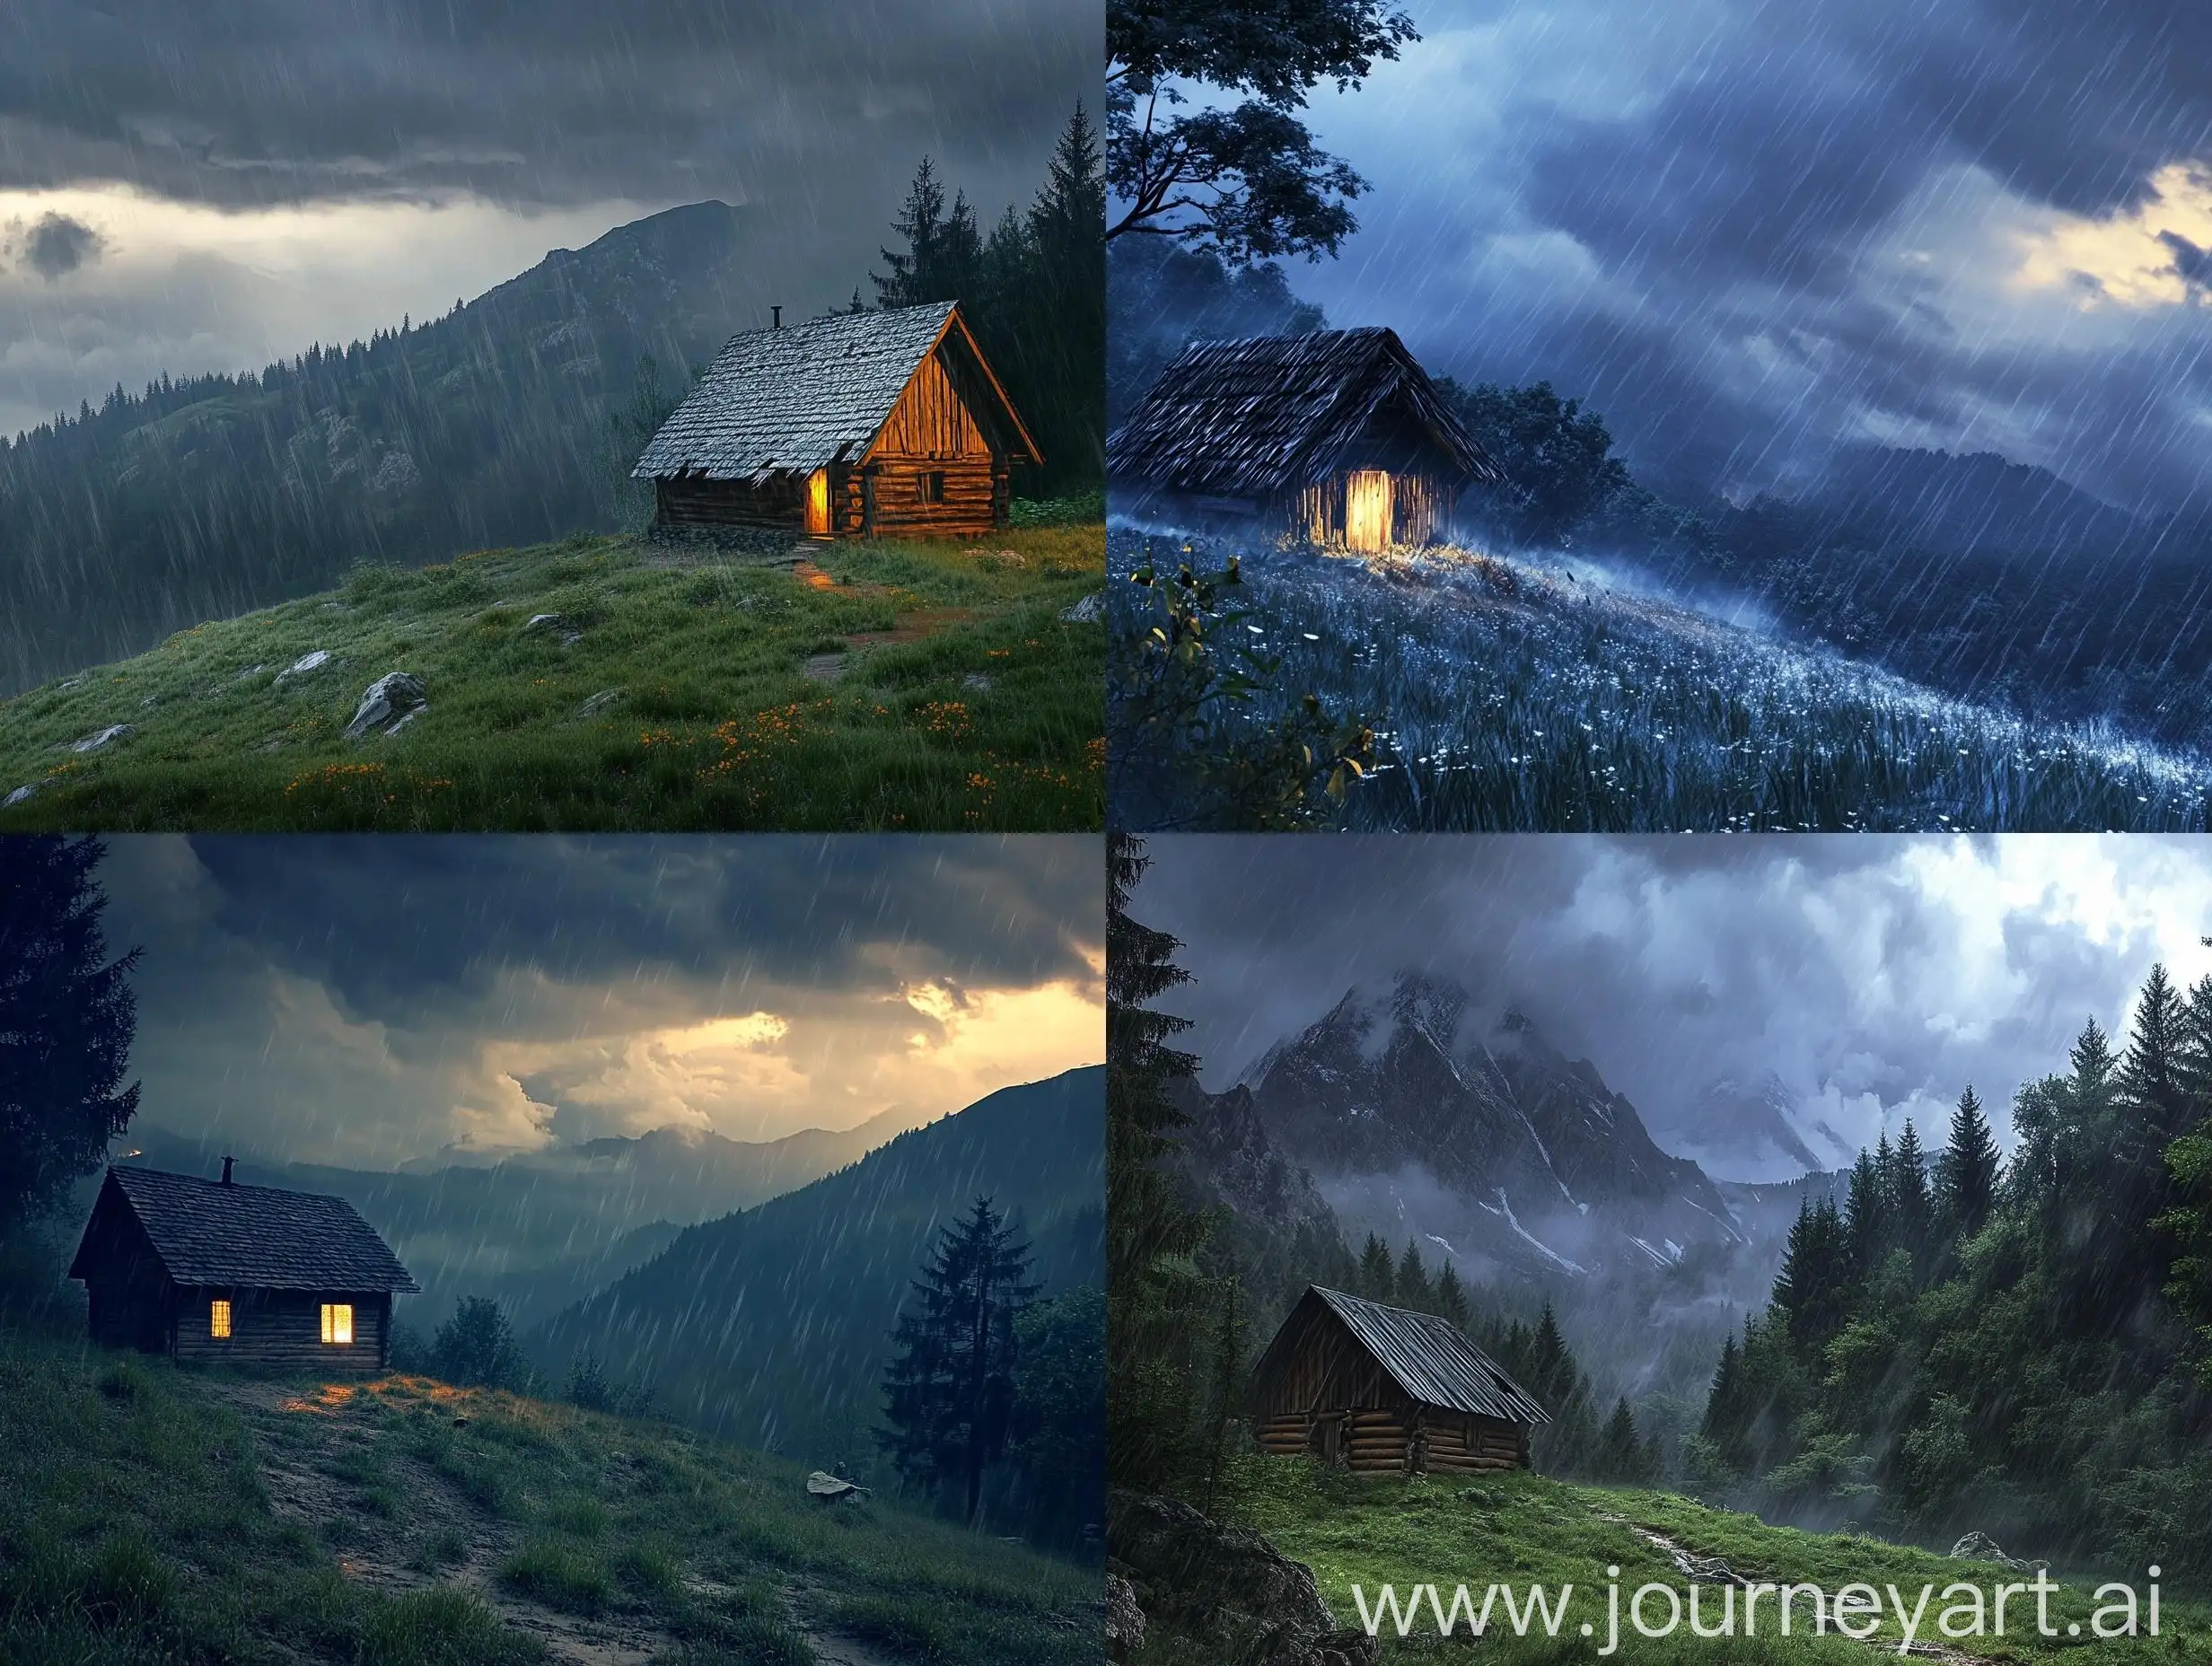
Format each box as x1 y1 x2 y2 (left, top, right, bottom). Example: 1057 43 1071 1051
92 835 1102 1171
1275 0 2212 513
1131 834 2212 1179
0 0 1094 439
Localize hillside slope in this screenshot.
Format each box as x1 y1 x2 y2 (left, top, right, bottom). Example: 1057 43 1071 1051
0 523 1103 830
1207 1459 2206 1662
0 1325 1100 1665
1108 529 2212 832
0 202 815 697
536 1067 1104 1472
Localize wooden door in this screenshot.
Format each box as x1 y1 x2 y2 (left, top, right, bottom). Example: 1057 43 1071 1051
1345 470 1392 550
804 469 831 536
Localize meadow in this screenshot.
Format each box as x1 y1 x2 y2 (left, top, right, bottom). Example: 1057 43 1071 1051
0 1323 1102 1665
0 522 1104 832
1207 1455 2210 1663
1106 530 2212 832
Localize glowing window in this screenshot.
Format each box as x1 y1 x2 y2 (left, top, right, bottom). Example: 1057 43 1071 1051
209 1300 232 1339
320 1303 354 1346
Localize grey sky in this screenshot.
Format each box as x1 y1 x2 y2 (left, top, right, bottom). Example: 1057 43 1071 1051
0 0 1096 437
1128 834 2212 1179
95 835 1103 1171
1277 0 2212 514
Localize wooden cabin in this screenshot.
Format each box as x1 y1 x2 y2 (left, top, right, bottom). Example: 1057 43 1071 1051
68 1162 419 1374
633 300 1042 539
1249 1285 1547 1474
1108 327 1500 550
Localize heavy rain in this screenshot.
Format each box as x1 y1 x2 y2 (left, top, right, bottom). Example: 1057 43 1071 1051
1105 0 2212 831
1109 829 2212 1653
1 833 1106 1662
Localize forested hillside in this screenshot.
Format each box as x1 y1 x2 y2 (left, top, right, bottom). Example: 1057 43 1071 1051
1698 965 2212 1581
534 1068 1104 1503
0 109 1104 698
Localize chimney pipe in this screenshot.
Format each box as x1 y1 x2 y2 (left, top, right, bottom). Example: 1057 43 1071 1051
772 305 782 329
221 1155 234 1186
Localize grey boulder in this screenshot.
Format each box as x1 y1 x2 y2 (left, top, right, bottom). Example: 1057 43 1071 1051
345 672 427 740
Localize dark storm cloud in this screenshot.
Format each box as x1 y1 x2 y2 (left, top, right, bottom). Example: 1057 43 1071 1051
127 835 1101 1037
1128 835 2212 1177
11 211 102 279
1292 0 2212 513
88 836 1103 1166
0 0 1095 211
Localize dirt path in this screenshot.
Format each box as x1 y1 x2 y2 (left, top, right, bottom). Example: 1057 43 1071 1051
212 1377 898 1666
1593 1510 1980 1663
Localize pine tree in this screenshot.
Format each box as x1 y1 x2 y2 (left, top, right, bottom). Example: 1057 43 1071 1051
1434 1258 1471 1330
1842 1150 1885 1280
1597 1399 1651 1485
879 1197 1039 1525
873 158 984 308
1891 1120 1931 1264
0 837 141 1233
1936 1085 2001 1242
1395 1240 1433 1311
1357 1233 1395 1303
1105 833 1214 1493
2123 964 2193 1148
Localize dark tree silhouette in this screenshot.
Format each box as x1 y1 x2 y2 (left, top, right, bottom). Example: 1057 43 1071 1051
0 837 140 1234
879 1196 1039 1525
431 1295 531 1390
1106 0 1417 259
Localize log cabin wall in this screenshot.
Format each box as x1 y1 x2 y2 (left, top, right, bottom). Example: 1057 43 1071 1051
655 476 805 530
171 1288 391 1375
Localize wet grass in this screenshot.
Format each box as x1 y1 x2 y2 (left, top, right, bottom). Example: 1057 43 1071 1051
0 1324 1102 1665
0 524 1103 831
1233 1455 2212 1661
1107 530 2212 832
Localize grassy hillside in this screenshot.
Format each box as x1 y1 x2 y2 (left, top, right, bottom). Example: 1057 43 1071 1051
1107 530 2212 832
538 1068 1104 1473
1219 1457 2209 1662
0 524 1102 830
0 1324 1101 1665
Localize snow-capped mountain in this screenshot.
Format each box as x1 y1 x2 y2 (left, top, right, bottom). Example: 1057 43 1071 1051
1238 971 1744 1280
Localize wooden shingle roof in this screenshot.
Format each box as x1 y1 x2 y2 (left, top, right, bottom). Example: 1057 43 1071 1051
632 300 1038 484
1300 1285 1549 1423
1108 327 1500 497
70 1166 420 1293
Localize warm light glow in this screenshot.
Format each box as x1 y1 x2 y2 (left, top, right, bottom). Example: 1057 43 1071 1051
1346 471 1394 551
209 1299 232 1339
320 1303 354 1346
805 469 831 535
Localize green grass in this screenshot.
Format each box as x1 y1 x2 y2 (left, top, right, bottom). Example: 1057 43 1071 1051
0 1324 1102 1665
1224 1455 2212 1661
1108 530 2212 832
0 524 1103 830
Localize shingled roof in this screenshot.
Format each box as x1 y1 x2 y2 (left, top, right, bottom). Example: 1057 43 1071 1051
632 300 1038 484
1305 1285 1549 1424
70 1166 420 1293
1108 327 1500 497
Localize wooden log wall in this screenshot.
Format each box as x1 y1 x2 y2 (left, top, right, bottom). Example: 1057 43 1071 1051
863 460 1005 538
171 1289 391 1375
1422 1412 1527 1473
655 476 804 531
1252 1405 1531 1473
